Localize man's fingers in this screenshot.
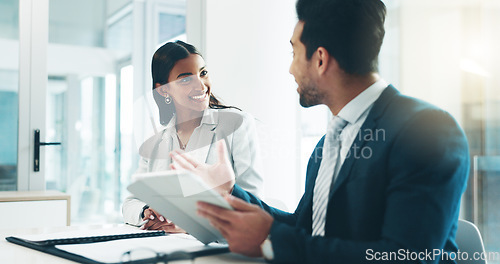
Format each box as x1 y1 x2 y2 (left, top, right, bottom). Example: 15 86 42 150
209 219 230 238
198 209 231 234
197 201 237 222
225 195 259 212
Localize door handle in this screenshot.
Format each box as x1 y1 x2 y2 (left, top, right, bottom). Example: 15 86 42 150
34 129 61 172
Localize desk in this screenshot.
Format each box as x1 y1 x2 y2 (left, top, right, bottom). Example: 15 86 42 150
0 191 71 228
0 225 265 264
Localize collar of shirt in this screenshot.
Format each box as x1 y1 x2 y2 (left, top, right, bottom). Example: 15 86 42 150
337 78 389 125
162 108 218 136
335 79 388 163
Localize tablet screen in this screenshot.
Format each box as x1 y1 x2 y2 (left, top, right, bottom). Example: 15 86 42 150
127 170 233 244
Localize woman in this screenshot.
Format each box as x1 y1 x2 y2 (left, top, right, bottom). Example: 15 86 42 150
122 41 264 232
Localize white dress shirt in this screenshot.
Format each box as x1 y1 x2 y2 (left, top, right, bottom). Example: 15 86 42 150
336 79 388 173
312 79 388 235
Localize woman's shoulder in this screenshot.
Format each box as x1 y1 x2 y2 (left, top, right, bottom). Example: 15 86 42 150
210 107 255 123
137 128 170 160
211 107 245 115
207 108 257 136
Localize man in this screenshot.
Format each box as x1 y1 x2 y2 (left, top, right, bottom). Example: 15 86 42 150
172 0 469 263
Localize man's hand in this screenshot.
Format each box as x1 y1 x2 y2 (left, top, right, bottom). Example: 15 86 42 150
170 140 236 195
141 208 186 233
197 195 273 257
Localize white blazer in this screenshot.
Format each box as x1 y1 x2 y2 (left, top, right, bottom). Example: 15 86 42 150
122 108 264 225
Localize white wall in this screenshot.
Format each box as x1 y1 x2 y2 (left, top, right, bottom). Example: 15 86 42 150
0 39 115 77
107 0 132 17
189 0 300 210
398 0 465 124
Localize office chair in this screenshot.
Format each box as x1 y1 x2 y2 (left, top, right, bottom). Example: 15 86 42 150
472 155 500 224
455 219 487 264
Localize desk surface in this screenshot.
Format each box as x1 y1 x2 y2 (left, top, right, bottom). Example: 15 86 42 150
0 224 265 264
0 191 70 202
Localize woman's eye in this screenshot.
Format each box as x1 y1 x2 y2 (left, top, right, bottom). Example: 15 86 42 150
200 70 208 77
179 76 193 84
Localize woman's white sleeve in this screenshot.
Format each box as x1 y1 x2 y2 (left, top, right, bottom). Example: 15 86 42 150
121 157 148 225
230 113 265 198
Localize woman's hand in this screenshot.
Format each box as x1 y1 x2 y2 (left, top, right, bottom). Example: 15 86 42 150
141 208 186 233
170 140 236 195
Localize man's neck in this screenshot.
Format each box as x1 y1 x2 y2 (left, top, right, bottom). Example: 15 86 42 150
326 73 379 115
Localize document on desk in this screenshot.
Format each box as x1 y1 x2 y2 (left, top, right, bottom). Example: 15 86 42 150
7 226 228 264
56 234 227 263
12 225 165 246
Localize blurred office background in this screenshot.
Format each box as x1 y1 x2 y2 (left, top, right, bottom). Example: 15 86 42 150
0 0 498 261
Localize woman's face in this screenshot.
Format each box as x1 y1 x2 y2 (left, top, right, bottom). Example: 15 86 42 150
157 54 211 115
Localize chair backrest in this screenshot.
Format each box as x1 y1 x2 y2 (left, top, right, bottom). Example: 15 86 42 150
455 219 487 264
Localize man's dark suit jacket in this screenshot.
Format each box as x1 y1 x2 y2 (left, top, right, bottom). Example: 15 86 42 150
232 85 470 263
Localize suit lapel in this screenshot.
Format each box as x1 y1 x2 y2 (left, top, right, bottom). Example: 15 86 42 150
190 124 216 163
329 85 399 198
187 109 218 164
329 117 377 198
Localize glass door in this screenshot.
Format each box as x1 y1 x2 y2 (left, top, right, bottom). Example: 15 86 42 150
0 0 49 192
0 0 19 191
0 0 188 224
45 0 121 223
43 0 188 224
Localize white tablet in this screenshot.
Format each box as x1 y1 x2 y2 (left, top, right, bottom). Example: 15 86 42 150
126 170 233 245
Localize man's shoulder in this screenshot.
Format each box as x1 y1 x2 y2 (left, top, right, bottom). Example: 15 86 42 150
376 86 455 128
374 87 467 153
380 86 440 114
392 93 441 114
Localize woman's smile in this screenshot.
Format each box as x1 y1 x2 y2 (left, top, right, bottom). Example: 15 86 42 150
189 91 209 103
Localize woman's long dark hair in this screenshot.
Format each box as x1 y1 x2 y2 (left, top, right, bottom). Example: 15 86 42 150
152 40 238 125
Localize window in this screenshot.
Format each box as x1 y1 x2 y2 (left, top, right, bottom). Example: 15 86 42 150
380 0 500 259
0 0 19 191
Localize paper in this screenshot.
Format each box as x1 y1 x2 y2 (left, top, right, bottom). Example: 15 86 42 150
56 234 226 263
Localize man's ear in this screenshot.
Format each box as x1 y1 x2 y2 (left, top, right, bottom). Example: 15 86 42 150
155 83 168 97
316 47 337 75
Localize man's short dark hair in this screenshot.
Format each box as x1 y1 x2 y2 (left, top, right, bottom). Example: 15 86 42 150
296 0 386 75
